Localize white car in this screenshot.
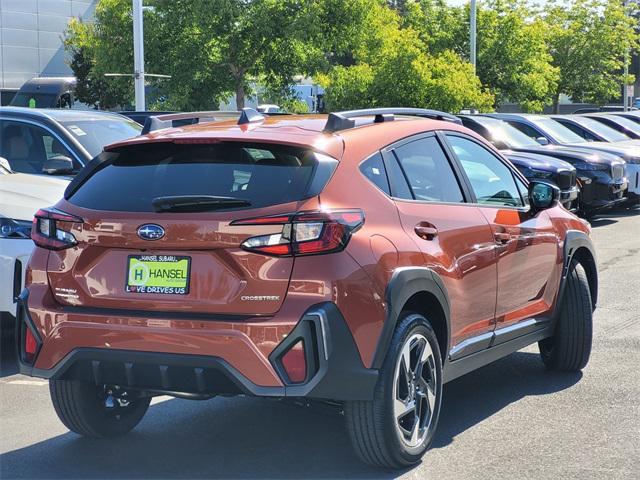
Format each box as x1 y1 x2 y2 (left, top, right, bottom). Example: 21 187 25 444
257 104 281 113
0 159 69 337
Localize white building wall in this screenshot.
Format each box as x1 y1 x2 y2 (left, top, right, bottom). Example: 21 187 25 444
0 0 96 90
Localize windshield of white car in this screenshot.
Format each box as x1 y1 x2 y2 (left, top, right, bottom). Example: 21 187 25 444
575 117 632 142
532 118 587 144
472 117 540 148
602 116 640 135
60 119 142 158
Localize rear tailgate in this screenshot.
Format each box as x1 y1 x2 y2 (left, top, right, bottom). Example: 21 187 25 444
45 141 336 315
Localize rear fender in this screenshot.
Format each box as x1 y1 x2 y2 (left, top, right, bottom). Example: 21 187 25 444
371 267 451 369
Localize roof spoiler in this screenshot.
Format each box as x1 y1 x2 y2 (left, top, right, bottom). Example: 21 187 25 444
141 108 265 134
323 108 462 133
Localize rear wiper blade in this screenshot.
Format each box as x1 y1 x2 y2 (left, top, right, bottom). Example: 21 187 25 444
152 195 251 212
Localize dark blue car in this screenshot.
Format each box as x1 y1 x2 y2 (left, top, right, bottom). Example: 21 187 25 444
458 115 628 216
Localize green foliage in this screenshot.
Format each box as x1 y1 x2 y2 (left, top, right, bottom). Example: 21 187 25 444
402 0 558 112
65 15 132 109
281 98 310 114
545 0 638 111
321 8 493 111
320 64 375 110
322 51 493 112
63 0 638 113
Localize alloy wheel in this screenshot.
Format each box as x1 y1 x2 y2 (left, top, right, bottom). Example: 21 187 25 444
392 332 437 449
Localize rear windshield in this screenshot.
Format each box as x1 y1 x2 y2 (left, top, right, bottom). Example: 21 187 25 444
10 92 58 108
67 142 336 212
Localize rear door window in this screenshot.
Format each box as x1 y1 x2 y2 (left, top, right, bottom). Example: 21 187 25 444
359 152 390 195
507 121 542 139
391 136 464 203
67 142 336 212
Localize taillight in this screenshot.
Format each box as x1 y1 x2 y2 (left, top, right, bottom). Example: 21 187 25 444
232 209 364 257
31 208 83 250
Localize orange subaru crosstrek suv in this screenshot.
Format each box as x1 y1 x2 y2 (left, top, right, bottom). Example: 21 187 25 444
17 108 597 468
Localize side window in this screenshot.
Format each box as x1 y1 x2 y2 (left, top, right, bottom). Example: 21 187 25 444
508 121 541 139
556 121 596 141
515 175 530 206
392 136 464 203
385 150 413 200
359 152 391 195
0 120 74 174
446 135 524 207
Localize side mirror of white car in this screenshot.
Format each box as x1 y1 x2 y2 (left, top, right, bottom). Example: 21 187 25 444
43 156 74 175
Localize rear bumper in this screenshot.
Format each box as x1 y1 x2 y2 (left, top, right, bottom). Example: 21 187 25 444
16 291 378 401
0 238 31 317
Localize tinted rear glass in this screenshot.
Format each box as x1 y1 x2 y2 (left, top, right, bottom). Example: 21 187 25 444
68 142 335 212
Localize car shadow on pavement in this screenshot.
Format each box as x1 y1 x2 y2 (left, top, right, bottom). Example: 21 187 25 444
0 336 18 378
590 205 639 228
0 351 581 479
432 351 581 450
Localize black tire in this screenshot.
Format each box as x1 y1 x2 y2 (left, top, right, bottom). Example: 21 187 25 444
539 260 593 371
344 313 443 469
49 380 150 437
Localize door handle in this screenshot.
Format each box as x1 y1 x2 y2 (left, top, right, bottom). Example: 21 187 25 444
415 224 438 240
494 232 511 244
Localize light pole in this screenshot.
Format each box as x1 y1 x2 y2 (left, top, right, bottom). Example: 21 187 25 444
133 0 145 111
622 0 634 112
470 0 477 72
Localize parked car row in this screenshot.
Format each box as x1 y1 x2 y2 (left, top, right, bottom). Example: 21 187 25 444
487 112 640 207
1 106 638 342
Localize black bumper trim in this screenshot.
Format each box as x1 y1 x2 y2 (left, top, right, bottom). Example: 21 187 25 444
18 298 378 401
21 348 285 397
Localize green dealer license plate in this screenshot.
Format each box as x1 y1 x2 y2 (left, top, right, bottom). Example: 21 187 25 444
125 255 190 295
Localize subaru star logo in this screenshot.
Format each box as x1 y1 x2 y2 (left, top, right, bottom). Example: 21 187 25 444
137 224 165 241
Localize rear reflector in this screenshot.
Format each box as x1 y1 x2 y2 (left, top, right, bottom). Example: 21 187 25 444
24 328 37 363
280 340 306 384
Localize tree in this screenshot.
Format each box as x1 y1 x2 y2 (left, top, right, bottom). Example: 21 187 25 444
65 13 133 109
321 10 494 111
65 0 322 110
402 0 559 112
545 0 639 112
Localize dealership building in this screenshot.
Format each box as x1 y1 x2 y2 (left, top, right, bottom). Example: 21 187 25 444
0 0 96 105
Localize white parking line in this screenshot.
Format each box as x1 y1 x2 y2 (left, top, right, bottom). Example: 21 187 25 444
151 395 173 405
3 379 48 386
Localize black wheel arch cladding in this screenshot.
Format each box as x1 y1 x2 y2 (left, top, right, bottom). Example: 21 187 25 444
560 230 598 311
372 267 451 370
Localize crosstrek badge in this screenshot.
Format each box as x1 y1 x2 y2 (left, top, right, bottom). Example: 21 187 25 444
125 255 191 295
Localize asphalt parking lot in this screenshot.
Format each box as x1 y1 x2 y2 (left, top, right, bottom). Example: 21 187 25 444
0 207 638 480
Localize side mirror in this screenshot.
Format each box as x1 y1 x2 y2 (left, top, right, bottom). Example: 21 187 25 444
43 155 74 175
529 181 560 211
0 157 12 173
535 136 549 146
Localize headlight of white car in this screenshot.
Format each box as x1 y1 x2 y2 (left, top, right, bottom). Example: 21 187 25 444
0 215 32 239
